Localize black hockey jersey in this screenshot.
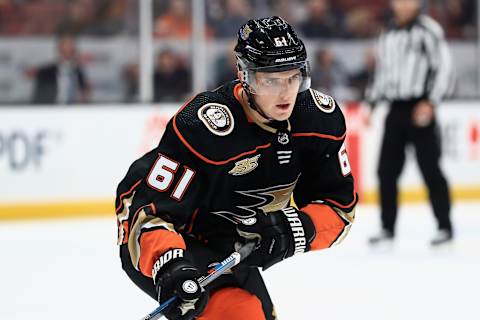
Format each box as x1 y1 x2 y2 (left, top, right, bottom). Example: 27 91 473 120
116 80 357 278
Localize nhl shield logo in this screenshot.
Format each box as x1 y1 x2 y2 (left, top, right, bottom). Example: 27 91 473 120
229 154 260 176
277 132 289 145
198 103 234 136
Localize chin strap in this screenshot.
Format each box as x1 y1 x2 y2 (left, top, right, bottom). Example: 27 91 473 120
241 82 274 122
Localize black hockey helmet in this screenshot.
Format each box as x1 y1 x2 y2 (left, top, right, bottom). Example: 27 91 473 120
234 16 311 94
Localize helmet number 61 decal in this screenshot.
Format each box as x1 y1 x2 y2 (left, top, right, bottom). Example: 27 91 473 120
274 36 288 47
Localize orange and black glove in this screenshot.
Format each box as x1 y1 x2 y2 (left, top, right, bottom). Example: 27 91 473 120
153 249 209 320
236 207 316 270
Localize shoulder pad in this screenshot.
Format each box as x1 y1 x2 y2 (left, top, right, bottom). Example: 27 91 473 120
173 91 261 165
197 102 235 136
309 88 336 113
175 91 236 136
290 89 346 139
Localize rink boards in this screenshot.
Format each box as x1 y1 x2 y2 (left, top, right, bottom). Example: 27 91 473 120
0 101 479 219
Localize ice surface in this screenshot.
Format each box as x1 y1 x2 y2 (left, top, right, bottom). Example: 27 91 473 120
1 202 479 320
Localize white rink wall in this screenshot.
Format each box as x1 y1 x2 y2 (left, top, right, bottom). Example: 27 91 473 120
354 101 480 197
0 101 479 219
0 105 178 204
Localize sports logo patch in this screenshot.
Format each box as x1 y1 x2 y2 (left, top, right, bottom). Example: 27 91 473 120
310 89 336 113
198 103 234 136
211 175 301 224
277 132 289 145
229 154 260 176
182 280 198 294
240 24 253 40
240 217 257 225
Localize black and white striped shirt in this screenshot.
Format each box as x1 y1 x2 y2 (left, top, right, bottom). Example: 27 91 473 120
367 15 454 106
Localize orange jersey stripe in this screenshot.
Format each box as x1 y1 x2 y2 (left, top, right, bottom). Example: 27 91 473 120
138 229 186 278
186 208 199 233
301 203 346 250
173 87 270 165
324 192 358 210
292 131 346 141
173 116 271 165
233 83 254 123
174 95 197 117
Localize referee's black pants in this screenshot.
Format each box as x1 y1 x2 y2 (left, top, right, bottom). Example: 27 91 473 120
377 99 452 234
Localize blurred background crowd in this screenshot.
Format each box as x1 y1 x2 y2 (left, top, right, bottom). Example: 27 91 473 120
0 0 477 104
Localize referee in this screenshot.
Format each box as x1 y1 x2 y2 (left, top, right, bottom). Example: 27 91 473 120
366 0 454 246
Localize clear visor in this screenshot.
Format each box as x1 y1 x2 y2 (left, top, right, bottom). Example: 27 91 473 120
242 61 311 96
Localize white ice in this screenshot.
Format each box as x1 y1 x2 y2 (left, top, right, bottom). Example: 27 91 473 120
0 202 479 320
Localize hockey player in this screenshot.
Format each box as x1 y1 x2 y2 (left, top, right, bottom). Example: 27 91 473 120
115 16 357 320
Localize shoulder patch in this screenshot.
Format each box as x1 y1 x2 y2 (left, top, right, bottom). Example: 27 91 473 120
197 103 234 136
309 89 336 113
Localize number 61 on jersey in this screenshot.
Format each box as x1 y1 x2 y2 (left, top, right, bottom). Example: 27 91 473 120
147 154 196 201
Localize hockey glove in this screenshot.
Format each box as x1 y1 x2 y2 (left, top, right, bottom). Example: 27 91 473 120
236 207 316 270
153 249 208 320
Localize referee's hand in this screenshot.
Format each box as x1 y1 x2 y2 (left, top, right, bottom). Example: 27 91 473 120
412 100 434 127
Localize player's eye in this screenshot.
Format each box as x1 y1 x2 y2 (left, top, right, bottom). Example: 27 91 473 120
288 73 302 84
289 74 302 83
262 78 279 87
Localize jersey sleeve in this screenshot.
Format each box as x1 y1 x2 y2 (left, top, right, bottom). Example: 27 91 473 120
365 32 386 107
115 119 206 278
421 17 454 106
293 103 357 251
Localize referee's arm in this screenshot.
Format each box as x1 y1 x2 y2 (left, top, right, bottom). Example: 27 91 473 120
365 33 386 108
423 20 454 106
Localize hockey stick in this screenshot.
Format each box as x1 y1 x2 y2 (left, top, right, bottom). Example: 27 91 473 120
140 242 256 320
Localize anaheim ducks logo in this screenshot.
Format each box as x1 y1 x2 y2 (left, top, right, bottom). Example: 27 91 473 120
198 103 234 136
211 176 300 224
310 89 336 113
229 154 260 176
237 179 298 213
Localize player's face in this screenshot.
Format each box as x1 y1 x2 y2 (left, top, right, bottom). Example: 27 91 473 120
253 69 302 121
